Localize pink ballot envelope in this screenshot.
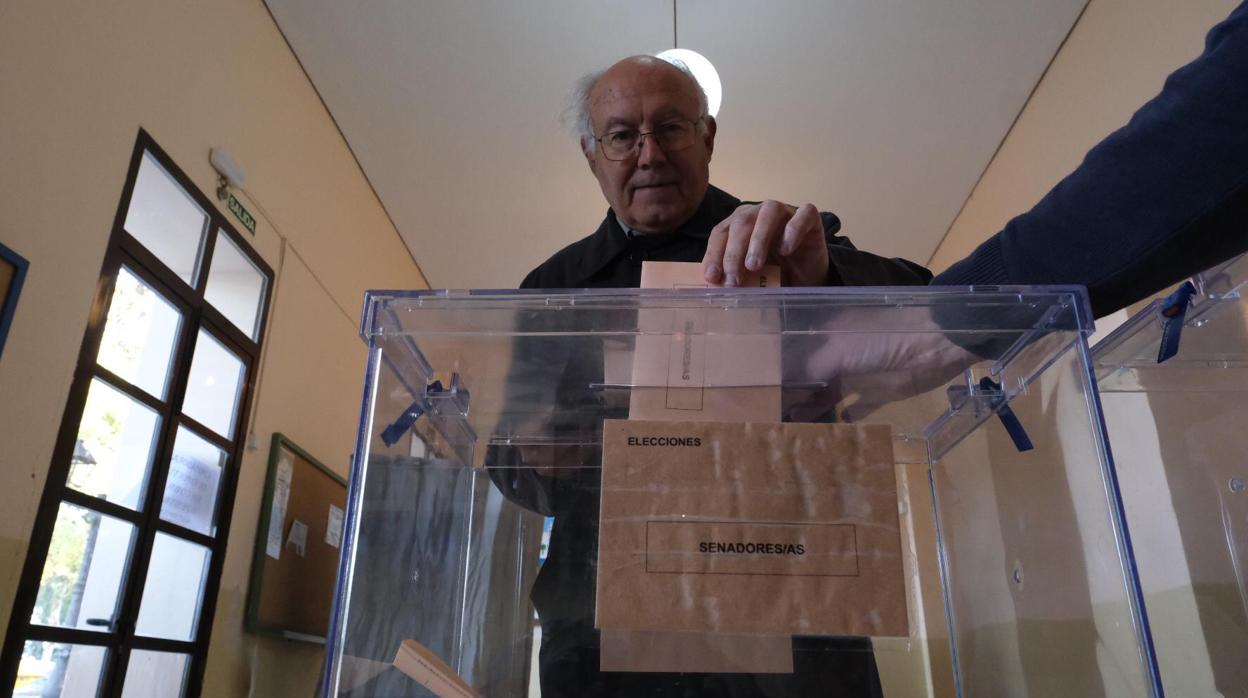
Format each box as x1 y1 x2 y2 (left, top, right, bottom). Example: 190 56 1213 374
629 261 783 422
601 260 799 673
638 260 779 289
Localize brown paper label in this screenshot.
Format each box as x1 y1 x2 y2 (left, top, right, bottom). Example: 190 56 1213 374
645 521 859 577
598 629 794 674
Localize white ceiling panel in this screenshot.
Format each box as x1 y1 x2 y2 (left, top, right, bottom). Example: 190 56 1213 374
266 0 1087 288
679 0 1087 263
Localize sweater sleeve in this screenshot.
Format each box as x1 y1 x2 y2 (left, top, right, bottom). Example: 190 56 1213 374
934 1 1248 317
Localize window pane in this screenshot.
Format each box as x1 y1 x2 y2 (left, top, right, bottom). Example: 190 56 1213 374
97 267 182 400
14 641 106 698
182 330 245 439
31 503 136 633
120 650 188 698
123 152 207 286
159 427 225 537
203 232 267 340
67 379 161 511
134 534 209 641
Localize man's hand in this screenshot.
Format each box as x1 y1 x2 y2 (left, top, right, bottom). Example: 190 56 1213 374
702 200 830 287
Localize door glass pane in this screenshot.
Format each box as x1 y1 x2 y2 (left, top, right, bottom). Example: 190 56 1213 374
159 426 225 537
134 534 210 641
123 152 207 286
182 330 245 439
30 503 136 633
14 641 106 698
67 378 161 511
203 232 267 340
120 650 188 698
97 267 182 400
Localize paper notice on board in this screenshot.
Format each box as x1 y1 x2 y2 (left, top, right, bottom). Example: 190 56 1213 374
326 504 345 548
265 455 294 560
286 519 309 557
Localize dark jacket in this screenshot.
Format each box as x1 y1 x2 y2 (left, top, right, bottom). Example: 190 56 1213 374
491 186 930 697
522 185 931 290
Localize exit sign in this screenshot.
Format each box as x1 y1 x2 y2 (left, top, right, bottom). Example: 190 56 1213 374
227 193 257 235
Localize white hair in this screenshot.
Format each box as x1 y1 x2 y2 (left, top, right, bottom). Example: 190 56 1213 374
564 57 710 153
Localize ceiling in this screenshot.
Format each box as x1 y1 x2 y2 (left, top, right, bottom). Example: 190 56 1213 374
266 0 1087 289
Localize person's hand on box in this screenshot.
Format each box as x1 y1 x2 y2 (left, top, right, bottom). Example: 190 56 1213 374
702 200 830 288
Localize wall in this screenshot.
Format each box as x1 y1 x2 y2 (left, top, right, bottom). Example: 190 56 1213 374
0 0 426 695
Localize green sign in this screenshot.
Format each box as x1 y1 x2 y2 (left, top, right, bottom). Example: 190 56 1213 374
227 193 257 235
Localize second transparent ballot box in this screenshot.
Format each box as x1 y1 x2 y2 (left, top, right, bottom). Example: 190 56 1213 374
1094 253 1248 698
326 286 1160 698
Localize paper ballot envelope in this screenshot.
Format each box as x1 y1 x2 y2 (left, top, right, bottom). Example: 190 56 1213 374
596 419 907 639
629 261 782 421
602 261 796 673
598 261 907 673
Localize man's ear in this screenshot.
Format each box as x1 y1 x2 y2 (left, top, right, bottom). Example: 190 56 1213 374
703 116 717 159
581 138 599 175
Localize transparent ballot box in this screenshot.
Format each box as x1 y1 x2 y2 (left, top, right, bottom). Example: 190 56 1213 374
325 286 1159 698
1094 253 1248 698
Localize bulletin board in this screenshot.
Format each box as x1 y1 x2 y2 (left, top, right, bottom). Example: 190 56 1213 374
0 241 30 360
245 433 348 643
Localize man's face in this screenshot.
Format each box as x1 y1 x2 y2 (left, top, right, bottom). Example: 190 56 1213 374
584 58 716 234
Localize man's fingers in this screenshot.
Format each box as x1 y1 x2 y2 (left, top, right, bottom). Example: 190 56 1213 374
781 203 821 256
702 220 730 283
706 201 817 287
721 206 757 286
746 200 792 271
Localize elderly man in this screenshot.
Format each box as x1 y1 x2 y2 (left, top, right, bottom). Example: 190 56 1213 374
498 2 1248 689
495 55 929 698
522 55 928 291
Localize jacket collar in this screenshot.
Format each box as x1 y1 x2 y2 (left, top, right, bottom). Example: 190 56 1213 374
574 185 741 285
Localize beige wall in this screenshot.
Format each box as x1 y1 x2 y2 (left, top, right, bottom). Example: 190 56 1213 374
928 0 1241 280
0 0 426 695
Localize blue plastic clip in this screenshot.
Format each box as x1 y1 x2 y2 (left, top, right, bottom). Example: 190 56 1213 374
380 380 444 447
980 376 1034 452
1157 281 1196 364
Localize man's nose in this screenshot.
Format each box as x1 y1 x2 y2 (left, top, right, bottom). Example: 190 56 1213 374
636 132 668 168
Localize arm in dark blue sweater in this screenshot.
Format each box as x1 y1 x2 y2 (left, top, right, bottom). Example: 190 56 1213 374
935 2 1248 317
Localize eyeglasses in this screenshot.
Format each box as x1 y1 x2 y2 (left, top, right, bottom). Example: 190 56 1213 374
595 119 700 161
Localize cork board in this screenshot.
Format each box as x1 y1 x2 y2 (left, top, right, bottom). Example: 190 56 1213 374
0 241 29 360
245 433 348 643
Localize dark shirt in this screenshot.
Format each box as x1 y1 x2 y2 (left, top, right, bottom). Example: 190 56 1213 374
494 186 930 698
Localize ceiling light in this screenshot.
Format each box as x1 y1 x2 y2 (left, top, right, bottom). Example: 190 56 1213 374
657 48 722 118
